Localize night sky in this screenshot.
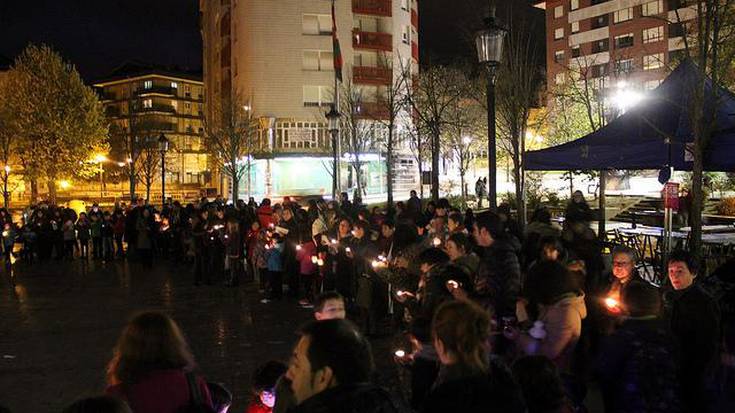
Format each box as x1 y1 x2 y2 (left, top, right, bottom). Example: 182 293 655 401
0 0 542 81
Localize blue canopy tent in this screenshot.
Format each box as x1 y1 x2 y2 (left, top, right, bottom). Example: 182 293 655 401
525 60 735 172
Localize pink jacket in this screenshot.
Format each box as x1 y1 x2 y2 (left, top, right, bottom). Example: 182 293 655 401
106 369 213 413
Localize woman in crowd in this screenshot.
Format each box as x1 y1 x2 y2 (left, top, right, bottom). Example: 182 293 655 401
105 312 213 413
421 300 525 413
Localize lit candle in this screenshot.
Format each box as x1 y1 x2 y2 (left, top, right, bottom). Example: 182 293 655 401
296 244 302 251
311 256 318 264
317 258 324 266
433 237 441 247
345 247 351 253
331 239 337 244
394 349 406 358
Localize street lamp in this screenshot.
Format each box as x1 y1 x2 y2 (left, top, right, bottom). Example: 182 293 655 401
94 154 108 199
158 133 169 208
325 104 341 200
475 2 506 210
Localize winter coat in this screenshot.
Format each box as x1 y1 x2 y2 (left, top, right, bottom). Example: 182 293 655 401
76 220 91 241
474 237 522 317
518 293 587 372
106 369 213 413
664 283 721 410
288 383 399 413
90 219 102 238
421 359 525 413
224 230 241 258
257 205 274 229
266 243 284 272
295 241 318 275
62 221 76 241
596 318 681 413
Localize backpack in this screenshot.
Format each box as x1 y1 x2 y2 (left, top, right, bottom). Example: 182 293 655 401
178 372 216 413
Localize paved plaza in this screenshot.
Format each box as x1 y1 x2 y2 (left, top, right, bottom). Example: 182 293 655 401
0 259 404 412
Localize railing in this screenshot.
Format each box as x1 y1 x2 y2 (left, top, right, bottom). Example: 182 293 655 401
356 101 390 120
353 30 393 51
352 0 392 17
136 86 176 96
135 105 176 114
353 66 392 85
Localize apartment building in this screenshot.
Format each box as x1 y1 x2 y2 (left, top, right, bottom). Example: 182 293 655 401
535 0 696 94
94 63 210 197
200 0 420 199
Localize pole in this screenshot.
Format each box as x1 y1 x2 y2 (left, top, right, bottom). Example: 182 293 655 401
99 165 104 199
598 170 606 239
3 171 8 208
332 129 338 199
487 67 497 210
161 151 166 209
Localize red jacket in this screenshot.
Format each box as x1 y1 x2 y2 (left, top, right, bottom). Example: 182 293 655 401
295 241 318 275
257 205 274 229
106 369 213 413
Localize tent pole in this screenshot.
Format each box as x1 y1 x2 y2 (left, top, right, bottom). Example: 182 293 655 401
598 170 606 240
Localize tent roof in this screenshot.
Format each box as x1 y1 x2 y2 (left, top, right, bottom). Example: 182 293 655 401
525 60 735 172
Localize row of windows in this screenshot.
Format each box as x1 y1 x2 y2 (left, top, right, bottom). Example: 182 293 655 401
554 52 665 83
554 0 662 20
553 1 664 40
554 24 666 64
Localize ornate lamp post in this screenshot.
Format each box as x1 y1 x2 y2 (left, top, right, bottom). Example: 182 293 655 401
158 133 169 208
325 104 341 200
475 3 506 210
3 165 10 208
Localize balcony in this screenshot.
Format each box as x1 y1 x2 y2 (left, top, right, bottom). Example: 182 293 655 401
353 66 392 85
135 105 176 114
412 42 419 60
353 30 392 52
411 9 418 27
352 0 392 17
356 101 390 120
136 86 176 96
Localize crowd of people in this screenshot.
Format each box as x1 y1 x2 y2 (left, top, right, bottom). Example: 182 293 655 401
2 188 734 413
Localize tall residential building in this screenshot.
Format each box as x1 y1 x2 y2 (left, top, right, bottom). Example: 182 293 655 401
534 0 695 94
201 0 420 199
94 62 210 200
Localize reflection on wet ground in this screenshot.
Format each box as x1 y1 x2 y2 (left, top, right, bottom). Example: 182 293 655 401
0 258 347 412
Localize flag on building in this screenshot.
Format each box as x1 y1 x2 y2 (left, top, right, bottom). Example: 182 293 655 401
332 0 343 82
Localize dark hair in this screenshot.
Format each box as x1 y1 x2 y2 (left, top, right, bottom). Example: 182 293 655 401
62 396 132 413
612 245 637 262
381 219 395 229
417 247 450 267
512 356 570 413
538 236 565 260
432 300 492 372
437 198 450 210
106 312 195 385
622 282 661 317
252 360 288 392
447 232 472 255
530 261 580 305
298 319 374 385
314 291 344 313
448 212 464 227
668 249 699 275
353 220 370 232
474 211 505 239
530 207 551 224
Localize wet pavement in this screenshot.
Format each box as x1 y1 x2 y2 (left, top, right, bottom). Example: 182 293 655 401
0 258 405 412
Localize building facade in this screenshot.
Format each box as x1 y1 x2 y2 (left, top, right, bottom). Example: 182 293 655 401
94 63 210 201
535 0 695 95
200 0 420 199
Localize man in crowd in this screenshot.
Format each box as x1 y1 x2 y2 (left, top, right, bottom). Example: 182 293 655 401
285 319 399 413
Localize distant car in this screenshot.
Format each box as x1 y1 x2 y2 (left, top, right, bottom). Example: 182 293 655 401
66 200 87 216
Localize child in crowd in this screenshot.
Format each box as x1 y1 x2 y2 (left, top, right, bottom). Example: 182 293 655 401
62 218 76 260
19 218 36 262
90 214 102 259
246 361 287 413
76 212 91 259
263 234 284 303
295 231 318 308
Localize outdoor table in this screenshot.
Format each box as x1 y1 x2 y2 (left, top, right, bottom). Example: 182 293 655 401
701 232 735 245
680 224 735 234
617 226 687 259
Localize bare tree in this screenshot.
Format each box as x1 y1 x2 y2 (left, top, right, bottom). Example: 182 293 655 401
407 65 465 201
138 144 161 202
202 94 258 203
442 97 484 200
339 80 376 198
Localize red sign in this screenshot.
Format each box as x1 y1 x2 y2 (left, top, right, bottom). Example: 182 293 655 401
663 182 680 210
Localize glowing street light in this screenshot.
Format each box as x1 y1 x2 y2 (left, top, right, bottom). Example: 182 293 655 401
59 180 72 190
611 81 644 115
94 154 108 163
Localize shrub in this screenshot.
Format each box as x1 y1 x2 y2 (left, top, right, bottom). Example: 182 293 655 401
716 197 735 216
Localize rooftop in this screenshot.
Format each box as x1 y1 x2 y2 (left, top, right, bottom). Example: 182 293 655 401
94 60 202 86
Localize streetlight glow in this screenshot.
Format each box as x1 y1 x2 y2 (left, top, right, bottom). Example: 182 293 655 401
3 165 10 174
94 154 108 163
59 180 71 190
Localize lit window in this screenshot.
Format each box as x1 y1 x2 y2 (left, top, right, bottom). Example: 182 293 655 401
554 27 564 40
615 58 635 74
143 99 152 108
645 79 663 90
613 8 633 24
302 14 332 35
571 0 579 11
554 6 563 19
614 33 634 48
303 50 334 71
572 21 580 33
554 50 565 63
171 100 178 110
642 0 663 16
303 85 333 106
643 26 664 43
555 73 565 85
170 82 178 89
144 80 152 89
643 53 665 70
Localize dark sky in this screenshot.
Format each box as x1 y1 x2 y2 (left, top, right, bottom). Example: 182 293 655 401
0 0 542 81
